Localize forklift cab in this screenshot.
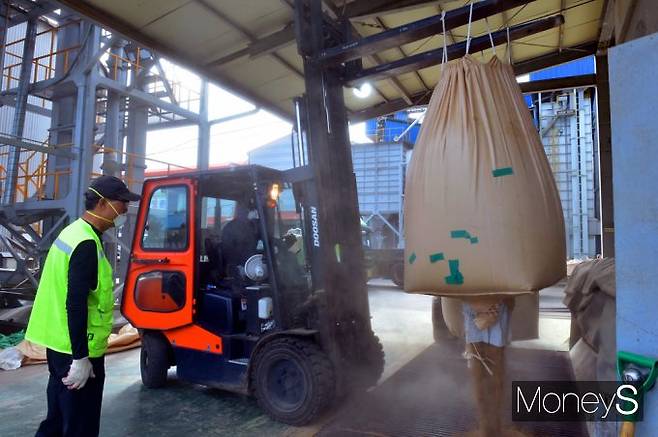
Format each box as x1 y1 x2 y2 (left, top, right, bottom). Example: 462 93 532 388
122 165 381 425
193 167 312 339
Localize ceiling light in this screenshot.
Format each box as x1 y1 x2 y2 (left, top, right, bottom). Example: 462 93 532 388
353 82 372 99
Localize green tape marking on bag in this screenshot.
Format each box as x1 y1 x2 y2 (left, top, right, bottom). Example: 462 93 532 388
492 167 514 177
451 230 478 244
444 259 464 285
429 252 444 263
408 253 417 264
451 230 470 239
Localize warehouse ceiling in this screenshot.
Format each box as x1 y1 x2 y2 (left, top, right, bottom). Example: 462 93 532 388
55 0 605 122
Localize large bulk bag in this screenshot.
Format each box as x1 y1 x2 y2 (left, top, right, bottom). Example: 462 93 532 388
404 56 565 296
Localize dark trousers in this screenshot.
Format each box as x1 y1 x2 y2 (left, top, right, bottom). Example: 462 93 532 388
35 349 105 437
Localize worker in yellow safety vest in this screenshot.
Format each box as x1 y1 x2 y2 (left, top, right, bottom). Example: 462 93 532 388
26 176 140 437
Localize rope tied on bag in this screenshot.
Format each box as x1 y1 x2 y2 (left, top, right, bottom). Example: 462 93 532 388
505 26 512 64
484 17 496 57
441 10 448 72
465 1 474 55
464 343 494 376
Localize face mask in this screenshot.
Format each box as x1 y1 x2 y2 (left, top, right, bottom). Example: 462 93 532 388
112 213 127 228
88 187 127 228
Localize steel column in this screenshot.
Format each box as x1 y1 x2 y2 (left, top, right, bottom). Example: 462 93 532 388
2 18 38 205
118 69 148 281
596 54 614 257
0 1 8 91
197 79 210 170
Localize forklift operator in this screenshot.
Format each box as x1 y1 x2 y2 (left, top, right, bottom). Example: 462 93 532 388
221 202 259 279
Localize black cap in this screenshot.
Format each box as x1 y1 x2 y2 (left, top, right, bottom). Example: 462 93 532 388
88 176 141 202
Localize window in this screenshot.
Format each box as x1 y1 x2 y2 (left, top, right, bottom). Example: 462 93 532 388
270 183 310 292
134 271 186 312
141 185 188 250
200 197 237 234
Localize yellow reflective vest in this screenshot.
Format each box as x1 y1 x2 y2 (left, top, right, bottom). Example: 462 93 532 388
26 218 114 357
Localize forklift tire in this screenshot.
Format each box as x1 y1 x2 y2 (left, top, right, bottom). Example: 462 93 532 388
251 337 335 425
353 333 385 390
391 263 404 288
140 332 170 388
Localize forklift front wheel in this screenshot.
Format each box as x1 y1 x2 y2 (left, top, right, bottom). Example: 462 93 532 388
251 337 335 425
140 332 170 388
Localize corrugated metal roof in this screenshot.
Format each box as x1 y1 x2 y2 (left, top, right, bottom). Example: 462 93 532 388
57 0 605 122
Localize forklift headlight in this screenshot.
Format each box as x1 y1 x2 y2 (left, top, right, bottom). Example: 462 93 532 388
270 183 280 201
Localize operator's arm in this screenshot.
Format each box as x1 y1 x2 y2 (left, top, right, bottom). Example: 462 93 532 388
66 240 98 359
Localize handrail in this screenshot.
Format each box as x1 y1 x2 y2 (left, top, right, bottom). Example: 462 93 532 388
0 138 192 202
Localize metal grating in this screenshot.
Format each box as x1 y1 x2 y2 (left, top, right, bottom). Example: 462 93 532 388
320 341 587 437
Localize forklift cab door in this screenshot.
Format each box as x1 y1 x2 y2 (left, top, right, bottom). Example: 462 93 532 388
122 177 196 330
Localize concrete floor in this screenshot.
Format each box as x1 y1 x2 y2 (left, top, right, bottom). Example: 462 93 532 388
0 282 570 437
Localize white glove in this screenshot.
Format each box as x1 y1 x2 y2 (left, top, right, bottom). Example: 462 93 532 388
62 357 95 390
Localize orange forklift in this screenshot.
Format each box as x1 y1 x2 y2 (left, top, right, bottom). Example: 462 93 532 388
121 165 384 424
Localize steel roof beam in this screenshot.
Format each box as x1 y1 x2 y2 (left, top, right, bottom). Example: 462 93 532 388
518 73 596 93
54 0 294 121
248 24 296 59
350 91 428 123
195 0 303 79
341 0 446 20
345 14 564 85
349 41 597 122
206 24 295 67
372 16 429 94
351 74 596 123
512 40 598 75
320 0 536 65
305 0 391 107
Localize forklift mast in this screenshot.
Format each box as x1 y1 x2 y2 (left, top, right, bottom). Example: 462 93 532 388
292 0 377 387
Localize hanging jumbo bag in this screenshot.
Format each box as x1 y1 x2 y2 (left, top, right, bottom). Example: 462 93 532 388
403 55 565 297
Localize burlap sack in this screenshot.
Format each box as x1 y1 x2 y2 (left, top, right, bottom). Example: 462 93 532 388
404 56 565 296
441 294 539 341
16 324 141 365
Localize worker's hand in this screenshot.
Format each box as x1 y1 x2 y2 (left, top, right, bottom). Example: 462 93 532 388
62 357 95 390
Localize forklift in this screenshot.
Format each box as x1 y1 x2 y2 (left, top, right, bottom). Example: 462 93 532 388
121 165 384 425
122 0 410 425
